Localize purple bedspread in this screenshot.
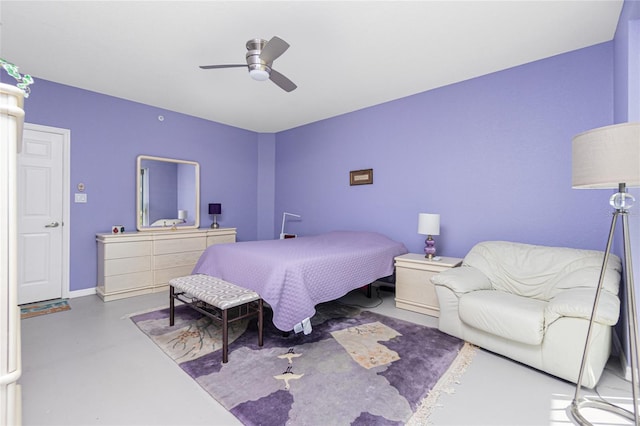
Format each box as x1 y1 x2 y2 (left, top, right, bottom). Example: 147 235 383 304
192 231 408 331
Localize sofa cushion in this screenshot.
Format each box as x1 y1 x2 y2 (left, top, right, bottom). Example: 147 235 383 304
459 290 547 345
430 266 491 294
546 288 620 326
463 241 621 301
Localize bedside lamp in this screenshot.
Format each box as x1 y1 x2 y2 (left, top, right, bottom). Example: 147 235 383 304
418 213 440 259
178 209 187 223
208 203 221 229
280 212 301 239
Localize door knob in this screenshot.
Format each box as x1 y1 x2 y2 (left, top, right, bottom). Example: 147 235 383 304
45 221 60 228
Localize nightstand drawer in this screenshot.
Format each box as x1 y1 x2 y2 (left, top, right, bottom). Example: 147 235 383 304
395 267 439 312
394 253 462 317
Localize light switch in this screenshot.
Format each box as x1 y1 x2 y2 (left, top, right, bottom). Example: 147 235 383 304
75 193 87 203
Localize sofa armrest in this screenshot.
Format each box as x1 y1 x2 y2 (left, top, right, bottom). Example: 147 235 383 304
546 288 620 326
430 266 492 295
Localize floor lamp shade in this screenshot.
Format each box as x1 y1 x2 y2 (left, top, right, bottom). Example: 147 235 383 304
572 122 640 189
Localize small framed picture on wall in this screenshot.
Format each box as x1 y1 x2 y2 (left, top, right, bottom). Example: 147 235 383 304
350 169 373 185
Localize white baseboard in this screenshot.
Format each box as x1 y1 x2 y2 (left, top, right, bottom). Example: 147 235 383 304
612 330 632 381
68 287 97 299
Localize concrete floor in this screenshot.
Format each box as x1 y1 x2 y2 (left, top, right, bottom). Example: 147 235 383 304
18 286 635 425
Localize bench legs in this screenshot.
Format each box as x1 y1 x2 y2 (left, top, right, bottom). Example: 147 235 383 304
169 285 175 326
170 285 263 364
222 308 229 363
221 299 264 363
258 299 264 347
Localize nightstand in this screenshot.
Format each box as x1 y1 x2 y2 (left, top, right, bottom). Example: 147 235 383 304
394 253 462 317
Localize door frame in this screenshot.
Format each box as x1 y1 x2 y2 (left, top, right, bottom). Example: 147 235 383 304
21 123 70 300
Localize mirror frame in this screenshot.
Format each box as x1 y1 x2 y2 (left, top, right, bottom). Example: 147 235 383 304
136 155 200 231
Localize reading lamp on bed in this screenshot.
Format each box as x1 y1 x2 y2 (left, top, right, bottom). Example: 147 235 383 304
280 212 301 239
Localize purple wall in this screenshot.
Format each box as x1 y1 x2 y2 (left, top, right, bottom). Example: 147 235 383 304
615 0 640 123
275 42 614 258
22 81 259 291
14 17 630 294
613 0 640 372
257 133 276 240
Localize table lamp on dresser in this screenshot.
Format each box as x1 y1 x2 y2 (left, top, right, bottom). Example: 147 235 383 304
209 203 221 229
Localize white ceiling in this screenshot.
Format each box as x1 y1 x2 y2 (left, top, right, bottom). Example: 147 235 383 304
0 1 623 133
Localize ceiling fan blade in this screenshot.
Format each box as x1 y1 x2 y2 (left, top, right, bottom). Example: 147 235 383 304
199 64 246 69
269 69 297 92
260 36 289 63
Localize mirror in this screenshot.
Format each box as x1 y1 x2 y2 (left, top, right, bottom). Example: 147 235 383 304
136 155 200 231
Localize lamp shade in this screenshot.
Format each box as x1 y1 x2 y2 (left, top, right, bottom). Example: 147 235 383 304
418 213 440 235
178 210 187 220
208 203 221 215
572 122 640 189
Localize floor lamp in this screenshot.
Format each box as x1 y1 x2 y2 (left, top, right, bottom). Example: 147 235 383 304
570 122 640 425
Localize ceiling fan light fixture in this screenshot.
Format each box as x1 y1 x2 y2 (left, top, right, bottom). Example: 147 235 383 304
249 69 269 81
200 36 295 91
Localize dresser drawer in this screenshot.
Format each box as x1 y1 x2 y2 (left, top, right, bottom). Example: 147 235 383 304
100 241 152 260
153 236 206 255
101 270 153 293
154 265 196 286
103 256 151 276
154 250 202 270
207 234 236 246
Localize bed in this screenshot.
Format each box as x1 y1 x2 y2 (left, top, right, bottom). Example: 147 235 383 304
192 230 408 332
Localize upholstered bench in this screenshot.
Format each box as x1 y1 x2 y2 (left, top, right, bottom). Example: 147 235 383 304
169 274 263 363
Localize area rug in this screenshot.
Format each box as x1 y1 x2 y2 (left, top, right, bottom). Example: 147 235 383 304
131 302 475 425
20 298 70 319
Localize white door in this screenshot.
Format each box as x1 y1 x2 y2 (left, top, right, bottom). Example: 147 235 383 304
17 124 69 305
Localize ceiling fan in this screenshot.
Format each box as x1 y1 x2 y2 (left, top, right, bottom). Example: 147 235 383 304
200 36 297 92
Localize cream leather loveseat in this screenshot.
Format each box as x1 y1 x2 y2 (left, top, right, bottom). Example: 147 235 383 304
431 241 622 388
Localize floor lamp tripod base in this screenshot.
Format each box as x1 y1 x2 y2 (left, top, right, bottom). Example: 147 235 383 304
570 398 636 425
569 190 639 425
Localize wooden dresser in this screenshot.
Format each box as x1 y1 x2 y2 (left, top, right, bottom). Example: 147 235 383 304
96 228 236 301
